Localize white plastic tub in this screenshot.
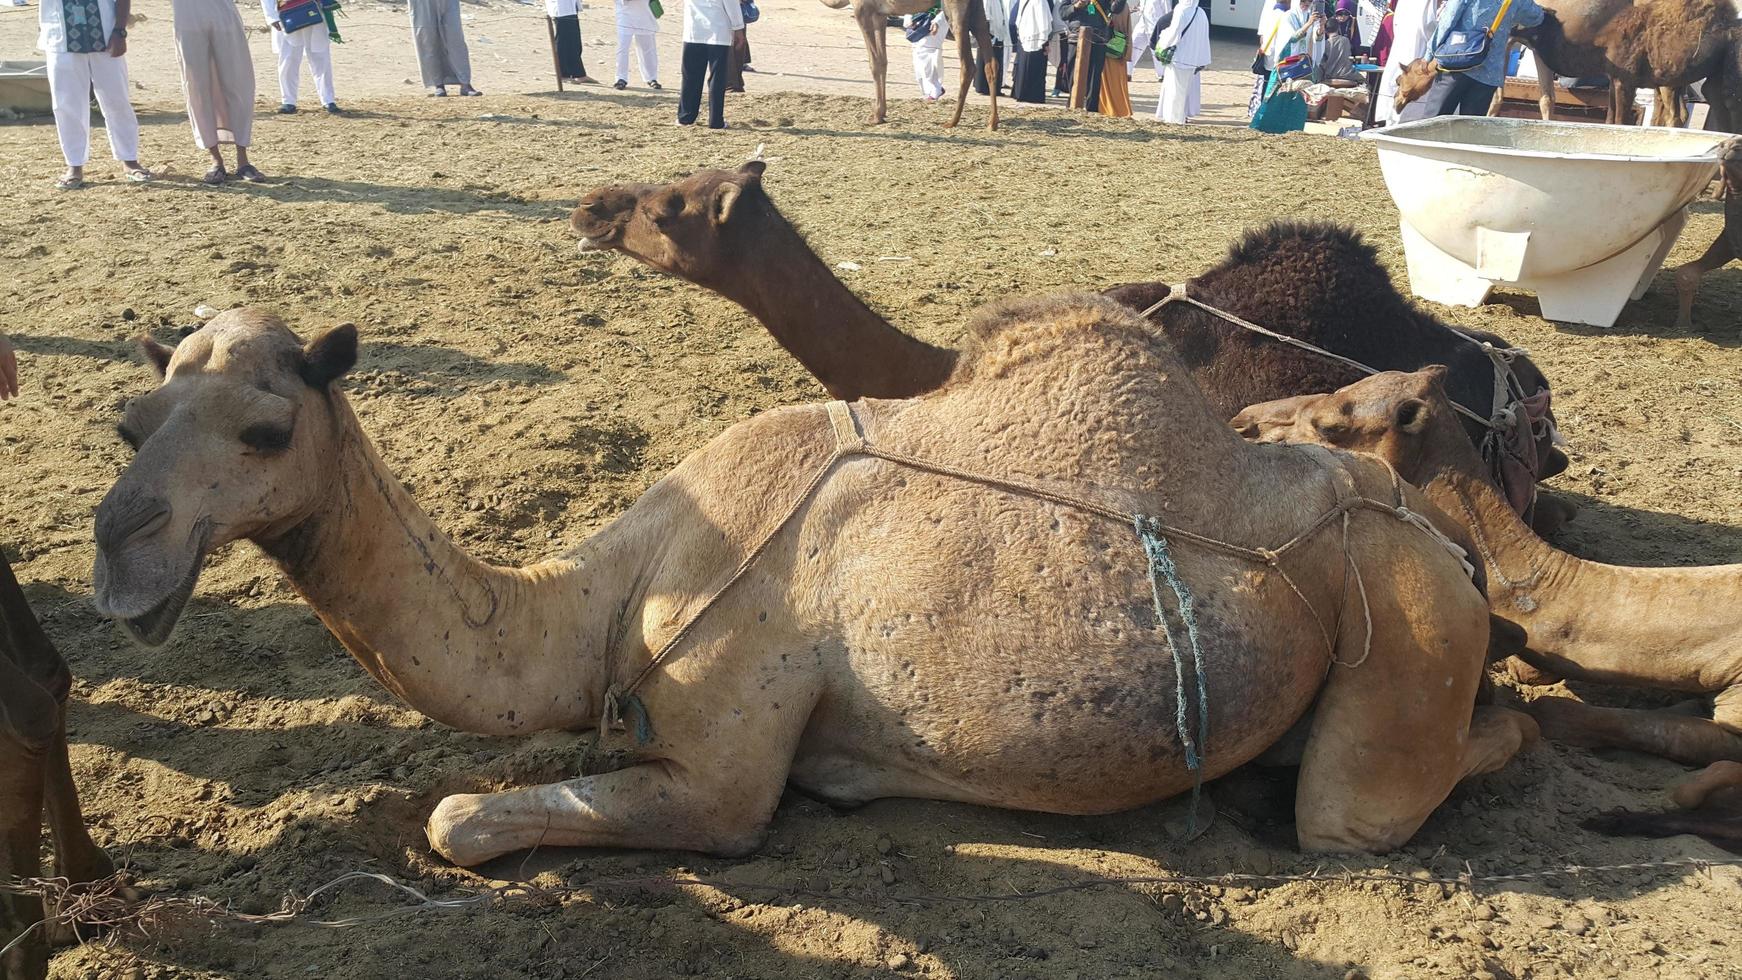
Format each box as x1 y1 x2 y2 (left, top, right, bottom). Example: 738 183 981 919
1364 116 1727 327
0 60 51 117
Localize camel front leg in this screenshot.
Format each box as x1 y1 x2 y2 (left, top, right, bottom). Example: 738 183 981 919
1673 230 1735 329
1294 537 1534 853
0 744 46 980
42 715 110 887
1538 72 1554 121
1610 80 1635 125
426 755 794 867
944 9 976 129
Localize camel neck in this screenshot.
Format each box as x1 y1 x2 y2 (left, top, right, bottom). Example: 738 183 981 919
722 208 958 400
258 397 608 735
1421 445 1742 692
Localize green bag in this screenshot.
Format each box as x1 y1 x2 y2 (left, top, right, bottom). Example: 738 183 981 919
1105 30 1128 58
650 0 663 17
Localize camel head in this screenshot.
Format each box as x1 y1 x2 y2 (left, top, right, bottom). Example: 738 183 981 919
1395 59 1437 115
570 161 771 290
93 308 357 646
1231 367 1459 485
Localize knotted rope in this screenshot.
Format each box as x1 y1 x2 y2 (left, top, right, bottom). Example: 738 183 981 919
601 401 1475 806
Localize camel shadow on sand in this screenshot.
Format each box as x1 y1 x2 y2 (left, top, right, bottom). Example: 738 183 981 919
1489 290 1742 348
141 174 565 221
1548 492 1742 567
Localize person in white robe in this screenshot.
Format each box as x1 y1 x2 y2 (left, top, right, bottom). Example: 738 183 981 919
614 0 660 88
1376 0 1433 122
39 0 149 188
1152 0 1209 122
409 0 480 95
262 0 339 113
172 0 263 183
904 8 947 100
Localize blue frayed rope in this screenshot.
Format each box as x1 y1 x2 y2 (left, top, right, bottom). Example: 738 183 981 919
1135 515 1211 834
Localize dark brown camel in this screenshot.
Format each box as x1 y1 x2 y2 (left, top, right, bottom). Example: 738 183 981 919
818 0 1000 129
1675 137 1742 329
1231 368 1742 770
1513 0 1740 128
1 552 112 980
570 164 1570 524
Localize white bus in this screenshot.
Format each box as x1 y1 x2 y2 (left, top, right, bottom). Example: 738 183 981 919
1206 0 1268 31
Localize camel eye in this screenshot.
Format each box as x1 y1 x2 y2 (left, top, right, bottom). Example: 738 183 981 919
649 193 683 222
239 422 293 454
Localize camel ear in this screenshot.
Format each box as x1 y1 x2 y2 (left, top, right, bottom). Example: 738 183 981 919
301 323 358 390
712 182 744 226
1394 397 1431 434
137 335 174 377
739 159 767 183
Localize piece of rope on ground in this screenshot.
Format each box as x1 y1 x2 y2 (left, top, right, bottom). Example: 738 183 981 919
5 856 1741 953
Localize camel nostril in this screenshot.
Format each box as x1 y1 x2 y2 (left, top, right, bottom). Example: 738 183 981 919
95 497 173 554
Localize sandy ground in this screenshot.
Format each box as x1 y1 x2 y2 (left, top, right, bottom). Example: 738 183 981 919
3 7 1742 979
0 0 1263 126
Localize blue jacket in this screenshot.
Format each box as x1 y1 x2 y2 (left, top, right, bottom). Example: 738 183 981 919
1432 0 1544 87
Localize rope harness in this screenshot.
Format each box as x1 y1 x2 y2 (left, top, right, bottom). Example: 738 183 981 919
1138 284 1556 518
600 400 1476 830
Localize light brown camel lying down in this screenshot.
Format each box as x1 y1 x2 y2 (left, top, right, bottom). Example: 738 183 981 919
2 553 113 980
92 303 1534 867
1231 368 1742 768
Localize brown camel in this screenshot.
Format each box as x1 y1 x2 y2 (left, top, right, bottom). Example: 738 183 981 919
92 304 1534 867
1 553 113 980
1231 368 1742 768
573 165 1571 526
819 0 1000 128
1674 136 1742 329
1512 0 1740 128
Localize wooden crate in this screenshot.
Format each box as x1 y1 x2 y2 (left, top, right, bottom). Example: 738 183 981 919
1493 77 1608 121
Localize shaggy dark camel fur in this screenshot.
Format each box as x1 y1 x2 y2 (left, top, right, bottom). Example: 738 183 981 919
1514 0 1740 127
0 553 111 980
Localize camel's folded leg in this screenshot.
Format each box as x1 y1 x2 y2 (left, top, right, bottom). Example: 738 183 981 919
426 755 792 867
1671 760 1742 809
1526 690 1742 766
1294 538 1532 853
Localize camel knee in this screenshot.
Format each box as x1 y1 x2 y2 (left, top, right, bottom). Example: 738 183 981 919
1461 705 1538 779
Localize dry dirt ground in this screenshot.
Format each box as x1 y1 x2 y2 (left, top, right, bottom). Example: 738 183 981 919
3 20 1742 980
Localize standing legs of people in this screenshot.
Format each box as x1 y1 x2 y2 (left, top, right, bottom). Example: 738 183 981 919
678 41 728 126
46 50 143 187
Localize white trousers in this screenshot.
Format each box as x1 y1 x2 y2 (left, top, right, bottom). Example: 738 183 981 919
616 29 657 83
272 23 336 105
47 49 140 167
910 31 943 98
1157 63 1201 123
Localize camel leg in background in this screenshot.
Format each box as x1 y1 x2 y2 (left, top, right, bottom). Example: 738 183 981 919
1538 70 1555 120
943 0 999 130
1293 521 1537 852
1651 86 1687 127
856 5 890 124
1610 79 1635 124
1526 686 1742 766
1675 231 1735 329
